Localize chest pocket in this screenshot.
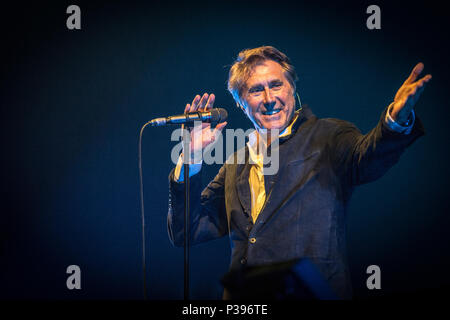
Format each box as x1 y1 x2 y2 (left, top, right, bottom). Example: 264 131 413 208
285 150 321 187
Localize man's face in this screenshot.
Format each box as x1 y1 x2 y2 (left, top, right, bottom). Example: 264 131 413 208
240 60 296 132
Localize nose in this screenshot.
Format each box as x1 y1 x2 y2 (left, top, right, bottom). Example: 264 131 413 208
263 88 276 111
264 101 276 111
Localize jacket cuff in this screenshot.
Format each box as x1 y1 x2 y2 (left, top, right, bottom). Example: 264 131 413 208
384 102 415 135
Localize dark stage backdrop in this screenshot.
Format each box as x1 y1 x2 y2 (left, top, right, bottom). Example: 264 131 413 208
1 0 449 300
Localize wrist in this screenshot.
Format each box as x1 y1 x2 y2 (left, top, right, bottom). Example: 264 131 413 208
385 103 415 135
389 104 412 127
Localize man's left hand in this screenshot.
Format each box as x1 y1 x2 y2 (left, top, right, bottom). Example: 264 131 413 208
390 62 431 124
390 62 432 125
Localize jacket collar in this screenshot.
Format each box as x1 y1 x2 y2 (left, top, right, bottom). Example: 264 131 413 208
280 105 314 142
246 105 314 156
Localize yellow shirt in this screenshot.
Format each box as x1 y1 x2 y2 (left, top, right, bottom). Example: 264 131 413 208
247 112 299 223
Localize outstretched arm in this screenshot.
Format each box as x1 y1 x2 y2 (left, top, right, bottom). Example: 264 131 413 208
330 63 430 186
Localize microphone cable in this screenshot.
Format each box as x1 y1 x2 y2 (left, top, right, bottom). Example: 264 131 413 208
138 120 152 300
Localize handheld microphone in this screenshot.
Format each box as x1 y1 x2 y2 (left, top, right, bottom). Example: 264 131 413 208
149 108 228 127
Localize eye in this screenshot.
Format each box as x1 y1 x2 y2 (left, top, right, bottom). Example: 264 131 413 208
270 81 283 90
248 86 264 95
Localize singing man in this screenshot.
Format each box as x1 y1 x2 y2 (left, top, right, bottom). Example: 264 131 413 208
167 46 431 299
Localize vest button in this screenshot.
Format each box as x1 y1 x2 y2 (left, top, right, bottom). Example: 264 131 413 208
249 237 256 244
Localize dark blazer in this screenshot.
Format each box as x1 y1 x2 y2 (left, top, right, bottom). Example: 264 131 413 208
167 105 425 299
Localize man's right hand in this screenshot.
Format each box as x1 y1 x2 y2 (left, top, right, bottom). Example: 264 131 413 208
182 93 228 163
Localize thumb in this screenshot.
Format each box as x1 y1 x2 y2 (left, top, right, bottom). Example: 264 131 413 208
213 121 227 137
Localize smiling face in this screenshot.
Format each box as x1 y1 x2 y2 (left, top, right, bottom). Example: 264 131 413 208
240 60 296 132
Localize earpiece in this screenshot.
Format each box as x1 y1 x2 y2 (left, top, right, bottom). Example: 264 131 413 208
295 91 303 112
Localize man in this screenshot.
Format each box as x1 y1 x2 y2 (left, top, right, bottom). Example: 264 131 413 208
167 46 431 299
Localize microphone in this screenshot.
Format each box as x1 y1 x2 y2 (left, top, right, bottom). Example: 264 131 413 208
149 108 228 127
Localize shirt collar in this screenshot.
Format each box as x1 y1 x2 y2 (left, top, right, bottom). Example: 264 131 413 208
247 111 300 166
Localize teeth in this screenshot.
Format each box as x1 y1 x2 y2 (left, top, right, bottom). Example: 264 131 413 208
263 109 281 115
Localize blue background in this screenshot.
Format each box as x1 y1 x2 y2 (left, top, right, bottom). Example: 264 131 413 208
1 0 449 299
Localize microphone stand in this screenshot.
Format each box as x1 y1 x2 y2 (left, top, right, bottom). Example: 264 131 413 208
143 112 227 301
184 162 190 300
183 126 191 301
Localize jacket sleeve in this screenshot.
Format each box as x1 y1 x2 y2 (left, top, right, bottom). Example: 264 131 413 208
329 106 425 186
167 164 228 247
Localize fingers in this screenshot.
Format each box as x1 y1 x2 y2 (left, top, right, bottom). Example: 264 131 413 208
186 93 217 113
187 95 201 113
402 73 431 108
205 94 215 111
416 74 432 87
404 62 424 85
214 121 227 132
404 62 428 85
409 74 431 98
198 93 209 111
211 121 228 142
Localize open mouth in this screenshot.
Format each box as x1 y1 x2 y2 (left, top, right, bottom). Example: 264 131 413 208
262 109 282 116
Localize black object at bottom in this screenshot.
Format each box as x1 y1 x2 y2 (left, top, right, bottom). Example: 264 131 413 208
221 258 339 300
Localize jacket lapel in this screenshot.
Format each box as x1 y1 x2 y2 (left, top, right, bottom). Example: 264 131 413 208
235 149 252 220
234 106 315 228
251 106 315 232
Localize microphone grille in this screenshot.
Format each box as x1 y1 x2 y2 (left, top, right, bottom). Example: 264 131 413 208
210 108 228 123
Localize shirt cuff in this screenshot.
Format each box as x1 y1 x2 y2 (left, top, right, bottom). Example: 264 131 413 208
384 103 415 135
173 153 203 182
